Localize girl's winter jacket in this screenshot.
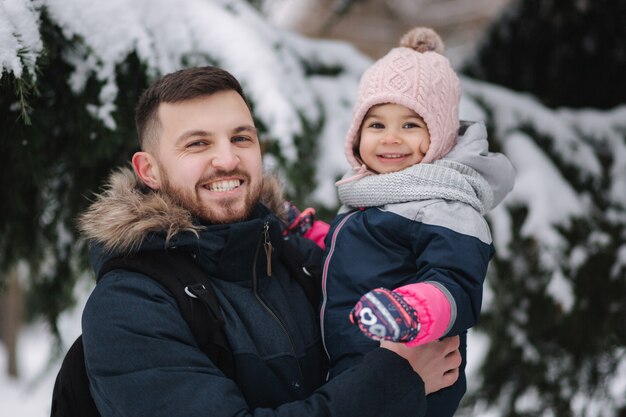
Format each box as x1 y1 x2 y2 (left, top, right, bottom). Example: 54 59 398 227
321 122 515 415
79 168 429 417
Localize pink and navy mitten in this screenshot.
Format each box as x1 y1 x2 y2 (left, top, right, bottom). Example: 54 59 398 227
350 287 421 343
282 202 315 238
282 202 329 249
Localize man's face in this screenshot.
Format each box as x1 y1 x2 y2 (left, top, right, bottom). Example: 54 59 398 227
151 90 263 223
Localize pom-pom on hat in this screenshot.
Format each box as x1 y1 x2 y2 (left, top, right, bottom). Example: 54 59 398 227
344 27 461 171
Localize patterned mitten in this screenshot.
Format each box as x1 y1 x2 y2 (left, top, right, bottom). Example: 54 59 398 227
282 202 316 238
350 287 420 343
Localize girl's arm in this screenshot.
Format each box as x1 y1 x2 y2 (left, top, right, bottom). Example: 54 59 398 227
352 200 494 346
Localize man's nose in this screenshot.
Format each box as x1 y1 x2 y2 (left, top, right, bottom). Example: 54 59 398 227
211 143 239 171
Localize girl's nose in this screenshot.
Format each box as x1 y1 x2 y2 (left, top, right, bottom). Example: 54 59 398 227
381 130 401 144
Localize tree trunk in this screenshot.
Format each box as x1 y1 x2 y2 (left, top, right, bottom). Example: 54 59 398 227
0 265 23 378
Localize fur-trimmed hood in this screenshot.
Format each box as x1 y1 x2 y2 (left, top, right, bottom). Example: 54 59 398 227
77 167 286 254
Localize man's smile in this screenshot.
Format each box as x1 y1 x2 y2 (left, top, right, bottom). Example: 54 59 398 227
205 179 243 192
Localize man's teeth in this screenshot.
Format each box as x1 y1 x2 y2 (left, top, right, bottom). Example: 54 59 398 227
208 179 241 192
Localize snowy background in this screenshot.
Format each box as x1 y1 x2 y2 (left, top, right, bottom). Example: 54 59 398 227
2 0 625 416
0 284 87 416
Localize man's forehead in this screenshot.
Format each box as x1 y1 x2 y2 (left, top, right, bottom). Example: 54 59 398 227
157 92 254 129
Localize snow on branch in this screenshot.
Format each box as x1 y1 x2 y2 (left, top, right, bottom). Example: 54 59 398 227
0 0 42 80
4 0 370 168
461 76 626 299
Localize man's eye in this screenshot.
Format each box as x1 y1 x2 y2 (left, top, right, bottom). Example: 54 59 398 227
232 136 252 143
187 140 207 147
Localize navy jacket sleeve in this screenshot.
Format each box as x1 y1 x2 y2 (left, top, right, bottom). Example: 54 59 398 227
407 200 494 337
82 271 426 417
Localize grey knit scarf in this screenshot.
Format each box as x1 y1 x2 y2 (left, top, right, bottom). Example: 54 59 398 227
337 160 494 215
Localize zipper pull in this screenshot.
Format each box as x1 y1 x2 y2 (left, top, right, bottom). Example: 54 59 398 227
263 222 273 277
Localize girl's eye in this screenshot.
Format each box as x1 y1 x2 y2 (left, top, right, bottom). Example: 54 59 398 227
368 122 384 129
403 122 421 129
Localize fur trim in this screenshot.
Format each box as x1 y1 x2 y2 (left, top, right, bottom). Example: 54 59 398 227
78 167 286 254
260 172 288 222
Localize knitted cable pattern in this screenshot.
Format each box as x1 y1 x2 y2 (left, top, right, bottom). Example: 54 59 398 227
343 27 461 169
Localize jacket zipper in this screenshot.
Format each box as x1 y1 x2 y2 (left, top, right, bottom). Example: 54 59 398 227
252 221 304 387
263 222 273 277
319 211 358 359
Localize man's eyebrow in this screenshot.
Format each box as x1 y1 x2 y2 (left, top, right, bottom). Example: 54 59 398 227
232 125 258 135
175 130 212 145
174 125 257 145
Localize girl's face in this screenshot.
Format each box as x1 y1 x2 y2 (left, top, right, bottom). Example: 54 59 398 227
357 103 430 174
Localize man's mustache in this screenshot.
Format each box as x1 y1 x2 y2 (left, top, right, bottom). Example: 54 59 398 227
198 169 251 185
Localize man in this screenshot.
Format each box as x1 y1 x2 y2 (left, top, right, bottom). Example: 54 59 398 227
78 66 461 416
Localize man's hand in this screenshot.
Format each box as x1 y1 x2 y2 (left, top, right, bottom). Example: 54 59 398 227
381 336 461 395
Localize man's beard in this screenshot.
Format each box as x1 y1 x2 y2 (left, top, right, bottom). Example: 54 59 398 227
159 168 262 224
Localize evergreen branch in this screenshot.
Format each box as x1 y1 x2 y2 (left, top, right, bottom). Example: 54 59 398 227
14 75 33 126
12 46 41 126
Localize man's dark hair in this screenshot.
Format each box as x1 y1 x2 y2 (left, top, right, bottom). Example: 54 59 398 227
135 66 249 150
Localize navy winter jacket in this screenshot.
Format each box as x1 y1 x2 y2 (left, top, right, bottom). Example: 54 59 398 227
79 168 429 417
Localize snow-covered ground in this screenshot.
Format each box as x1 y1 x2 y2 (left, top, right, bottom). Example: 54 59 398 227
1 323 62 416
0 281 90 416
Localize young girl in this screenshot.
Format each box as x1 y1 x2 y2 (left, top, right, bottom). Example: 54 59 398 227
320 27 515 416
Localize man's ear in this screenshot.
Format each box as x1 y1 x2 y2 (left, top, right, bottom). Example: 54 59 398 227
132 151 161 190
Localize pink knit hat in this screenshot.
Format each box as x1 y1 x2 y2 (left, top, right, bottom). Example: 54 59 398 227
344 27 461 171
